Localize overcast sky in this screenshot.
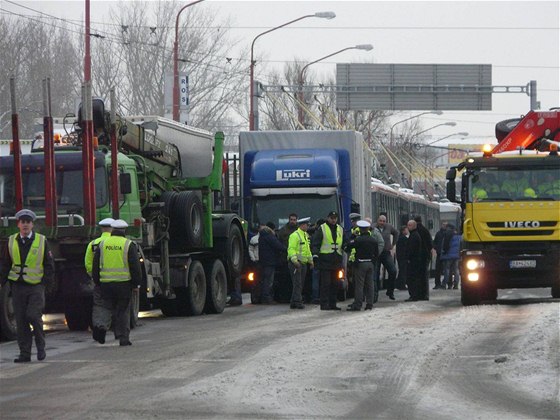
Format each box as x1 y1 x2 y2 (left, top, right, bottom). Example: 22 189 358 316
3 0 559 142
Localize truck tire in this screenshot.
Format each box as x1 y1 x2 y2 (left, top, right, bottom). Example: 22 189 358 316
173 191 204 248
181 260 206 316
203 259 227 314
225 224 244 279
160 191 177 218
551 279 560 298
495 118 521 142
130 288 140 328
461 282 481 306
65 297 93 331
159 296 180 317
0 283 17 341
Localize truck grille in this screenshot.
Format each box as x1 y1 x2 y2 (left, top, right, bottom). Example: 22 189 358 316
490 230 555 237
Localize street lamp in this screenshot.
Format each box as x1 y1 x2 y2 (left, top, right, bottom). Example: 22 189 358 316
249 11 336 131
389 110 443 147
173 0 205 122
422 132 469 147
414 121 457 138
297 44 373 127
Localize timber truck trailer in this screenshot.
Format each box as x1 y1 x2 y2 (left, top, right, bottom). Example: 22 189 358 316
0 97 246 340
446 110 560 305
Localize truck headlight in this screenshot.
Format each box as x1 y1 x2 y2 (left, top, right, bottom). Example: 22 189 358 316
467 272 479 282
466 259 485 270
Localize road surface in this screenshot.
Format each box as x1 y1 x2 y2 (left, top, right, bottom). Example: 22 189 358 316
1 288 558 419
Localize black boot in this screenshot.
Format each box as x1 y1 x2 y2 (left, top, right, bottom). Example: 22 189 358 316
92 327 106 344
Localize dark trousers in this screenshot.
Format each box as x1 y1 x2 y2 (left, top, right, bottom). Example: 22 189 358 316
352 261 375 308
418 258 430 300
12 282 45 358
434 256 443 287
97 282 132 342
319 269 339 308
396 258 407 289
406 261 423 300
376 250 397 294
260 265 276 303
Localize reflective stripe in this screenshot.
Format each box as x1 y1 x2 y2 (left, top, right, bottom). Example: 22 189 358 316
99 236 132 282
8 233 45 285
288 229 311 263
85 232 112 276
319 224 343 255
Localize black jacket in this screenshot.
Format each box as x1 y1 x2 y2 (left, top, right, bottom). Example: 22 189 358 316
344 233 379 261
433 228 446 256
406 229 423 265
396 234 409 262
258 227 285 267
311 222 346 270
416 222 433 260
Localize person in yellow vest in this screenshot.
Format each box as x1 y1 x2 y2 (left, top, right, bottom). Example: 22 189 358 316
84 217 113 340
311 211 346 311
346 213 361 291
0 209 54 363
91 219 141 346
287 217 313 309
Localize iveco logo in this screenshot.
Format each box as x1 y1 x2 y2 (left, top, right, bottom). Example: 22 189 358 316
504 221 541 228
276 169 310 181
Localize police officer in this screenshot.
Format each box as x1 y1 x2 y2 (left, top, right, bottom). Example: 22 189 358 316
288 217 313 309
311 211 345 311
346 213 361 299
85 218 113 339
344 220 379 311
91 219 141 346
0 209 54 362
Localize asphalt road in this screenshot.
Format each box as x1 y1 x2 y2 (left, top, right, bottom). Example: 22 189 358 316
1 288 559 419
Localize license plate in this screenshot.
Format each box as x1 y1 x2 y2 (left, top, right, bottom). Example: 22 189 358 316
509 260 536 269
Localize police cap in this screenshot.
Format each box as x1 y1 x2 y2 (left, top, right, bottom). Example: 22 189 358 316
357 220 371 228
349 213 361 221
15 209 36 221
111 219 128 229
327 211 338 218
297 217 311 225
99 217 115 227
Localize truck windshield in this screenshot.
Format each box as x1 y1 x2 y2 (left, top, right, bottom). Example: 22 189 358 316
253 194 339 228
0 167 107 215
468 167 560 202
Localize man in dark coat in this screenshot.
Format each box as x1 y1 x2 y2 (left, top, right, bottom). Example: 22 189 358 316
414 216 433 301
432 222 448 289
258 222 286 304
405 220 423 301
395 225 409 290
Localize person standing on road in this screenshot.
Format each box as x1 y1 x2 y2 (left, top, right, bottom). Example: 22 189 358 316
311 211 345 311
0 209 54 363
92 219 142 346
372 214 399 300
432 222 448 290
278 213 298 246
414 216 433 301
405 220 423 301
344 220 379 311
258 222 285 304
441 224 462 289
395 225 409 290
287 217 313 309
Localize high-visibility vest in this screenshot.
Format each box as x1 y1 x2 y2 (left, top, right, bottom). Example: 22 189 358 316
98 236 132 283
319 223 343 255
8 233 46 285
349 226 360 262
287 228 312 263
84 232 112 276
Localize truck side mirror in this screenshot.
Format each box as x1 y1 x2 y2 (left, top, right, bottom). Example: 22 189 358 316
446 181 456 202
120 172 132 195
350 202 360 214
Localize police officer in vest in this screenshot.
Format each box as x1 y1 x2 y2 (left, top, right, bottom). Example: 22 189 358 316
85 218 113 340
288 217 313 309
91 219 141 346
311 211 346 311
344 220 379 311
0 209 54 362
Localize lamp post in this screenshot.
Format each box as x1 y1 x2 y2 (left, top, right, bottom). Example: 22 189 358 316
413 121 457 139
173 0 205 122
297 44 373 127
421 132 469 148
389 110 443 147
249 11 336 131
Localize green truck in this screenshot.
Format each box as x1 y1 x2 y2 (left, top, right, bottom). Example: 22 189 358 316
0 99 246 340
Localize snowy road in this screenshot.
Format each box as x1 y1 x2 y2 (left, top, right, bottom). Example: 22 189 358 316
0 288 558 419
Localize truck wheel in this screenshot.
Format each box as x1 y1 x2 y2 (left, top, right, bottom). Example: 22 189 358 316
173 191 204 248
130 288 140 328
160 191 177 218
0 283 17 341
460 283 481 306
203 259 227 314
159 296 179 317
495 118 521 142
225 224 244 279
183 261 206 316
551 279 560 298
481 286 497 302
65 297 93 331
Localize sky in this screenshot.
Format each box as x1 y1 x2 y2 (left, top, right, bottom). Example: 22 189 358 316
2 0 559 143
